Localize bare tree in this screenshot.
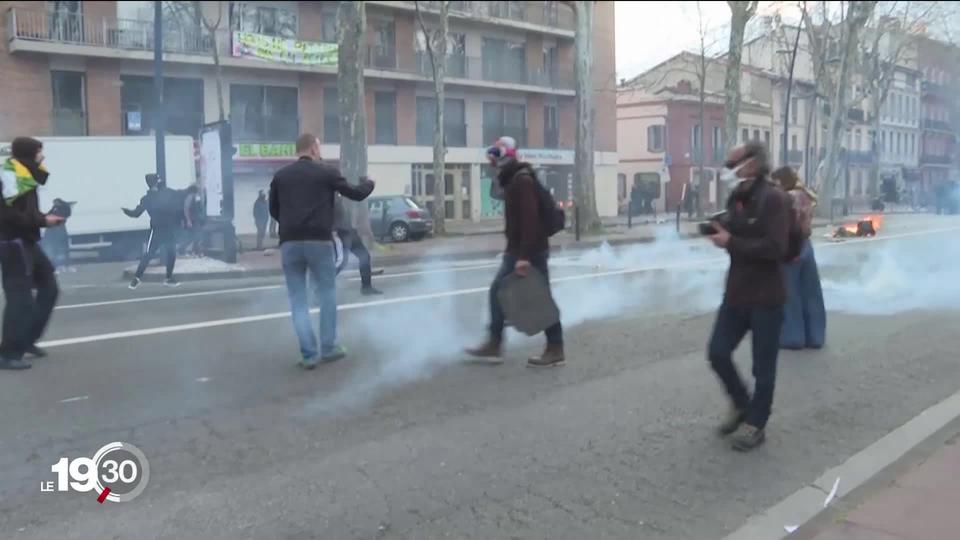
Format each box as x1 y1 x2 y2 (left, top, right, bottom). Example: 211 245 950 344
414 1 450 235
337 1 373 239
804 0 877 219
723 1 760 165
693 1 711 218
566 0 602 231
195 1 226 120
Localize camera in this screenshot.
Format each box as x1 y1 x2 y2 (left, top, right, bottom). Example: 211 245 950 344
698 211 729 236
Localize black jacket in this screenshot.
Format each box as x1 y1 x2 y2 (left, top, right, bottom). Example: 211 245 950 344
253 197 268 225
722 177 790 307
269 157 374 244
123 187 185 230
0 187 46 243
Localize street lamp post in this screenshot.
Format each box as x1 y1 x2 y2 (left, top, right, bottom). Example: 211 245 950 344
153 0 166 183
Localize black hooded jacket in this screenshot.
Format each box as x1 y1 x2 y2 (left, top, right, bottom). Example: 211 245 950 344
0 137 49 243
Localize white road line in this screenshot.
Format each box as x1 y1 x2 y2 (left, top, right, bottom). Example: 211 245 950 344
54 262 501 311
37 226 960 349
58 395 89 403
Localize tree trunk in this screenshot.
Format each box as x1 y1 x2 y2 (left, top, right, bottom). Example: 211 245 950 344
867 95 881 198
697 84 705 218
722 1 756 202
337 1 373 240
573 0 601 231
195 1 225 121
431 2 449 235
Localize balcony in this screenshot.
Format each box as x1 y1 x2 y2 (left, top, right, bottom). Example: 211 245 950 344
372 1 575 34
416 123 468 147
923 119 956 134
368 45 397 70
230 112 300 143
373 49 574 91
415 51 468 79
483 125 527 148
920 154 952 166
51 109 87 136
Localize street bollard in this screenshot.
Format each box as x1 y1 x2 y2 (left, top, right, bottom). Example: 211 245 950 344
575 205 581 242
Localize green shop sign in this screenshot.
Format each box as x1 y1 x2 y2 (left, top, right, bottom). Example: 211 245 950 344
236 143 297 159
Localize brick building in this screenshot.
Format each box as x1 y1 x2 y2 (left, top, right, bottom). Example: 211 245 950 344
916 37 959 197
0 0 618 234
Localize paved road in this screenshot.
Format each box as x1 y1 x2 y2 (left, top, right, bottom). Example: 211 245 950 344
2 216 960 539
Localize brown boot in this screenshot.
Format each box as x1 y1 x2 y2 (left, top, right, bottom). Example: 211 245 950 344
527 343 565 368
465 337 503 363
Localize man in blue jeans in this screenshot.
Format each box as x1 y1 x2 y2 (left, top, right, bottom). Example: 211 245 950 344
270 134 375 369
705 142 790 452
465 136 564 367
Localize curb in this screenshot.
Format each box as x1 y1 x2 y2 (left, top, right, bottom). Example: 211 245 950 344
722 387 960 540
123 232 701 282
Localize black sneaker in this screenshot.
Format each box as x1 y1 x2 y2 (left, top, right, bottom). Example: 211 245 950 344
164 278 181 288
128 277 142 290
0 357 31 370
731 424 766 452
25 345 47 358
717 407 747 437
361 286 383 296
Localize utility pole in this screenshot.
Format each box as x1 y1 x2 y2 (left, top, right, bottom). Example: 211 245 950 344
153 0 166 183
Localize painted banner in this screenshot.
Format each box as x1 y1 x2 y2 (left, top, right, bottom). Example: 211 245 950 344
232 31 338 66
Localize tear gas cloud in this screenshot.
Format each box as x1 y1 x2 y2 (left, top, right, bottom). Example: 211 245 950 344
302 224 960 415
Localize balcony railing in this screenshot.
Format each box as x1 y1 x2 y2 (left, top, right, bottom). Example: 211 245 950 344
483 125 527 148
373 49 573 90
51 109 87 136
8 8 222 56
923 119 955 133
231 112 300 142
368 45 397 70
920 154 952 165
407 1 575 31
415 51 468 79
416 123 468 147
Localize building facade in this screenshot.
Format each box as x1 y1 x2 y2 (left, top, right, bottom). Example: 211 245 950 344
0 0 618 234
916 37 959 197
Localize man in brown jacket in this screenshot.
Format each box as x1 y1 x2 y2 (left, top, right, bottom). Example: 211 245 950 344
466 136 564 367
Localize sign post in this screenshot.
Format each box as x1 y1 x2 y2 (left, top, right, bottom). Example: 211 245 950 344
199 121 236 263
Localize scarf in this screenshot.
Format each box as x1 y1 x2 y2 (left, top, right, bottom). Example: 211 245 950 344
1 157 48 206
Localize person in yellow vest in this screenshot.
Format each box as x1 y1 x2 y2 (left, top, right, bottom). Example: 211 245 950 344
772 166 825 350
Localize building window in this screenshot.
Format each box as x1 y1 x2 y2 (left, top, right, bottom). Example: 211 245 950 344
415 31 467 78
791 134 798 152
690 124 702 159
370 18 397 69
231 3 297 38
764 130 770 147
896 132 901 155
481 37 527 84
617 173 627 202
230 84 298 142
482 102 526 147
791 97 799 125
854 129 861 151
543 105 559 148
374 91 397 145
51 71 86 136
416 97 467 147
647 125 664 152
321 4 338 43
712 125 722 162
121 75 203 137
753 129 760 142
323 87 339 143
741 128 749 144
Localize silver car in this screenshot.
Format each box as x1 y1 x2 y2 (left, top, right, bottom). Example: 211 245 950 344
368 196 434 242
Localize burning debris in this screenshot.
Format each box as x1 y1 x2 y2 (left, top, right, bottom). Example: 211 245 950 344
832 215 881 238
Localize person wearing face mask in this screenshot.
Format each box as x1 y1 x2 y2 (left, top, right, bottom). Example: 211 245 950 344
123 173 186 289
705 141 791 451
0 137 65 370
465 136 565 368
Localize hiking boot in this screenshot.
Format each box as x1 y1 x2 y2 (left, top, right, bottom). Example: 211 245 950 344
25 345 48 358
361 286 383 296
717 407 747 436
465 338 503 362
320 345 347 363
731 424 766 452
0 357 31 370
527 343 565 368
128 277 142 290
164 278 181 288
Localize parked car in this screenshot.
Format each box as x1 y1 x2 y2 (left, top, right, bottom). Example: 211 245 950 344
368 195 433 242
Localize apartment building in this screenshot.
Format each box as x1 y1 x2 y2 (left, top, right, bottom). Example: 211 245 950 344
0 0 618 234
916 37 958 194
876 65 922 198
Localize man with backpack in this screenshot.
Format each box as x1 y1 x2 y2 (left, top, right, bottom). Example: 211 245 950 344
703 142 791 452
466 136 566 368
123 174 185 289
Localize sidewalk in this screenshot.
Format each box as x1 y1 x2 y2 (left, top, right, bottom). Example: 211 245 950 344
808 434 960 540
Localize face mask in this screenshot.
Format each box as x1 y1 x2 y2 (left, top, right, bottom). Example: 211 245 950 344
719 161 746 185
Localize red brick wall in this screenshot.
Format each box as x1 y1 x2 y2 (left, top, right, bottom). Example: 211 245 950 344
591 1 617 152
527 94 544 148
526 33 544 74
396 82 416 145
81 1 116 20
0 2 54 138
395 12 416 72
558 98 575 149
365 86 375 145
85 58 121 135
299 74 325 135
299 2 323 42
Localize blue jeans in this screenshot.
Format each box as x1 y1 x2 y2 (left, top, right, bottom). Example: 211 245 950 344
708 302 784 429
781 240 826 349
281 240 337 360
489 252 563 345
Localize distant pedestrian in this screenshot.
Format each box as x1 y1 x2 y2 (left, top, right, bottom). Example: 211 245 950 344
772 166 825 350
253 190 269 250
0 137 65 370
333 193 381 295
123 174 185 289
466 136 565 368
271 133 375 369
181 185 205 257
704 142 789 452
43 198 74 271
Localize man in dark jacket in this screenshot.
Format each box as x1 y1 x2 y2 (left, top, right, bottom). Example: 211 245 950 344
123 174 184 289
466 136 564 368
253 190 269 250
705 141 790 452
271 133 375 369
333 193 381 295
0 137 65 370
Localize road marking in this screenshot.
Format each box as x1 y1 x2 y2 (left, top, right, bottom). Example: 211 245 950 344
54 262 501 311
38 226 960 349
58 395 89 403
196 377 211 383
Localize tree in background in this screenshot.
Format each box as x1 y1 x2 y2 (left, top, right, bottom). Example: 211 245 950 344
414 1 450 235
723 1 760 175
195 1 225 120
337 1 374 239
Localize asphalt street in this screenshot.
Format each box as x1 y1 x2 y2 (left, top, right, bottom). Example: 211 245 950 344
2 215 959 539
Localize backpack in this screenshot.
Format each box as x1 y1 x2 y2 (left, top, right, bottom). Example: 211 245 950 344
754 183 803 262
516 166 565 237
